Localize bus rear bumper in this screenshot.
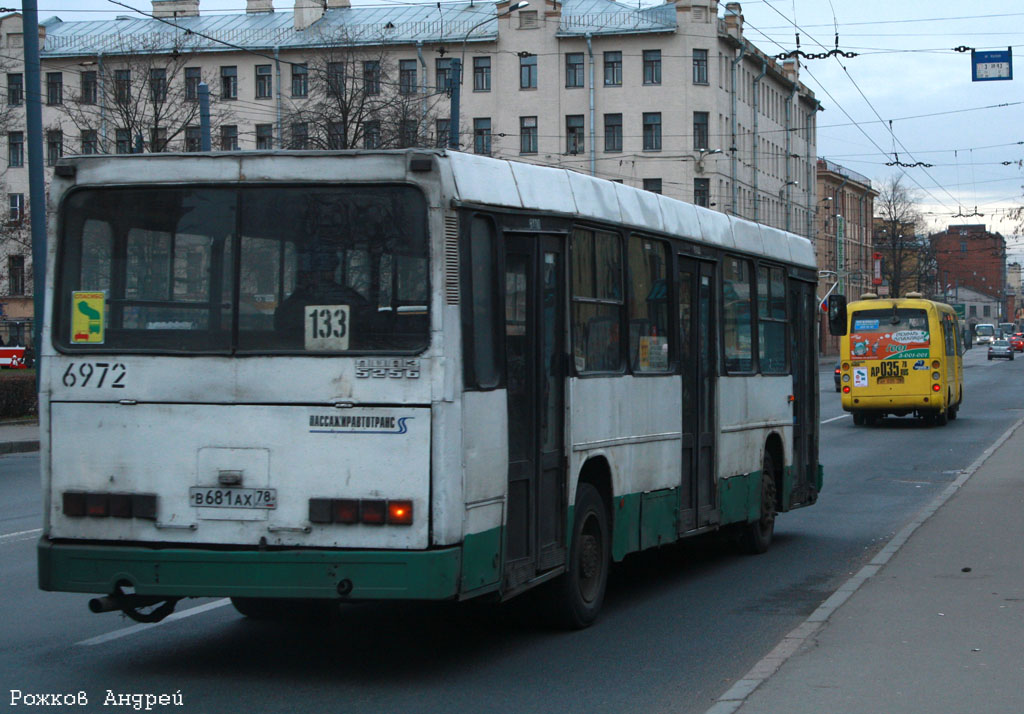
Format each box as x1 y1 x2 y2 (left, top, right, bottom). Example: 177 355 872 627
37 538 463 601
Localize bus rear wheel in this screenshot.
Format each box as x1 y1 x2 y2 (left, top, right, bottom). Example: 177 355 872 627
552 483 609 629
741 452 777 555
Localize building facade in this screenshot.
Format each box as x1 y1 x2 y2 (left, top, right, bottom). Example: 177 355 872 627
0 0 818 324
930 224 1008 322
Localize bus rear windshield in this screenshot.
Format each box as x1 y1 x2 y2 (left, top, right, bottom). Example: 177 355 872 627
849 308 929 359
55 185 429 354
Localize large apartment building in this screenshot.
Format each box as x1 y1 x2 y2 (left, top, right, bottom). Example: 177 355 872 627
0 0 818 324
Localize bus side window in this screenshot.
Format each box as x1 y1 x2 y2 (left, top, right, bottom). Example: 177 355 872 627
464 214 500 389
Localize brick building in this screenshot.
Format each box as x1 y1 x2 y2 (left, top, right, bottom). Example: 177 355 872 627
930 224 1008 321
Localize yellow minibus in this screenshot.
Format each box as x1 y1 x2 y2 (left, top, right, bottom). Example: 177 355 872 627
834 292 965 426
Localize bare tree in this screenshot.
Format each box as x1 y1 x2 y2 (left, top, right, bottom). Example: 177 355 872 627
874 175 926 298
281 37 447 151
59 38 233 154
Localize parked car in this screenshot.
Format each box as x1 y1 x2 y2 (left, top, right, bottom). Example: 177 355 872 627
1010 335 1024 352
834 362 841 392
988 339 1014 360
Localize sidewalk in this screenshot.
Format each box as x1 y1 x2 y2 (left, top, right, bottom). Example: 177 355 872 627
710 418 1024 714
0 420 39 454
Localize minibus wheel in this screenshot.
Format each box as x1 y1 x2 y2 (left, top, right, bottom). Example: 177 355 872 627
553 483 609 629
742 452 777 555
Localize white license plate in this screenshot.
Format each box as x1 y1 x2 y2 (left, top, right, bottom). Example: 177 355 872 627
189 487 277 509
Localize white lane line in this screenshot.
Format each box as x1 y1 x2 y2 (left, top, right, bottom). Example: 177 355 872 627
0 527 41 544
821 414 850 424
75 598 232 647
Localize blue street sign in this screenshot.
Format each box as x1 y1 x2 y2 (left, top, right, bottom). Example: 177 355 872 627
972 48 1013 81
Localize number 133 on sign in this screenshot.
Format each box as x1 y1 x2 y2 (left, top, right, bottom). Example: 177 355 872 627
305 305 350 351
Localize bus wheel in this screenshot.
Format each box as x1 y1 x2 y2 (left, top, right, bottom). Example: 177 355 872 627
949 404 958 420
742 452 777 555
553 483 609 629
934 408 948 426
852 412 864 426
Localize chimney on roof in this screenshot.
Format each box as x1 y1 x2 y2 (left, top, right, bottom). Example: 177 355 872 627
783 57 799 80
246 0 273 13
325 0 351 7
294 0 324 29
152 0 199 17
724 2 742 34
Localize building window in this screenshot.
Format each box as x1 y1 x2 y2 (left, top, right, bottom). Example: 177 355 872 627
220 125 238 151
46 130 62 166
473 57 491 91
566 115 584 154
399 60 417 95
520 116 537 154
984 305 991 317
436 58 453 92
185 67 200 100
114 69 131 104
643 178 662 194
289 122 308 150
185 126 201 152
693 49 708 84
643 50 661 85
694 178 710 207
960 241 967 252
642 112 662 151
149 127 167 152
693 111 709 150
149 68 167 103
255 64 272 99
474 118 491 155
520 54 537 89
256 124 273 149
363 61 380 95
7 73 22 106
969 305 976 317
8 193 24 223
291 64 308 97
328 121 344 149
518 10 538 28
46 72 62 105
364 121 381 149
115 129 131 154
8 256 25 296
604 51 622 86
435 118 450 148
566 53 584 88
80 130 97 155
399 119 418 148
327 62 344 98
80 71 96 104
604 113 622 152
220 66 237 100
8 131 23 167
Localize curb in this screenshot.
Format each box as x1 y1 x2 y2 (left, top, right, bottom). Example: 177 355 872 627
704 415 1024 714
0 440 39 455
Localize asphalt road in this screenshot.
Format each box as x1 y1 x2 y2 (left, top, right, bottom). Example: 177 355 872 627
1 345 1019 714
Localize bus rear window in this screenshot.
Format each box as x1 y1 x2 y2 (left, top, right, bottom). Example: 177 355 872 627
56 185 429 354
849 308 929 359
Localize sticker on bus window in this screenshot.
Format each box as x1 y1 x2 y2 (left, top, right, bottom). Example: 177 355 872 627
71 291 105 344
853 319 879 331
304 305 350 351
638 336 669 370
853 367 868 387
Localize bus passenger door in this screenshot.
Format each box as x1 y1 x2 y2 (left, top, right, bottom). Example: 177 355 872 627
678 256 717 532
788 278 818 506
503 235 567 591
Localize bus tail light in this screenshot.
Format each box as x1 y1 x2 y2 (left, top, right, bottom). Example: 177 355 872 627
333 499 360 524
842 385 851 393
62 491 156 520
360 500 386 525
387 500 414 526
308 498 413 526
932 383 941 392
932 371 941 380
931 360 941 369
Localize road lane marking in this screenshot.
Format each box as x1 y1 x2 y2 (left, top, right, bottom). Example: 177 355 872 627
75 598 232 647
821 414 849 424
0 527 41 544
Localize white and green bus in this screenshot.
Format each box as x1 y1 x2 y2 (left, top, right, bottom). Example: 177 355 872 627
38 150 822 628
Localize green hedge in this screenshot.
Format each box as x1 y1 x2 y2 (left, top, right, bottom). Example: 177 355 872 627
0 371 37 419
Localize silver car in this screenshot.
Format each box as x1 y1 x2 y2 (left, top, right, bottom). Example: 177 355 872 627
988 339 1014 361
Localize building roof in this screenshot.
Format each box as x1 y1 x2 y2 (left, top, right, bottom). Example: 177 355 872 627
40 0 678 57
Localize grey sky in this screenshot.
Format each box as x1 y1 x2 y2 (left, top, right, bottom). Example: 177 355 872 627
32 0 1024 245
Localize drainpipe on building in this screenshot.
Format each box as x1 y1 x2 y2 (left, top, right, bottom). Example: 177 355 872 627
784 85 796 233
98 53 106 151
730 43 747 215
274 46 282 148
751 57 766 223
834 176 849 295
805 107 815 240
585 33 596 176
417 42 428 140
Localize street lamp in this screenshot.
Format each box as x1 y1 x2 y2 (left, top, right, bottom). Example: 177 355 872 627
449 1 529 150
681 147 722 174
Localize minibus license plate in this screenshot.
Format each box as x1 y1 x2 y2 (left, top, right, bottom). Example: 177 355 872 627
190 487 277 509
876 376 904 384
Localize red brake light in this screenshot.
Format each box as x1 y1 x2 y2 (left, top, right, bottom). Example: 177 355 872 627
387 500 414 526
333 499 360 524
85 493 109 517
932 383 941 392
842 385 851 393
360 500 386 525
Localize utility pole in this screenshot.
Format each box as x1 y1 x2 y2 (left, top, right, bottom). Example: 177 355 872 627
23 0 45 380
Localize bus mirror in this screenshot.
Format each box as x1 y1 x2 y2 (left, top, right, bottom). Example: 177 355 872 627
827 295 847 336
